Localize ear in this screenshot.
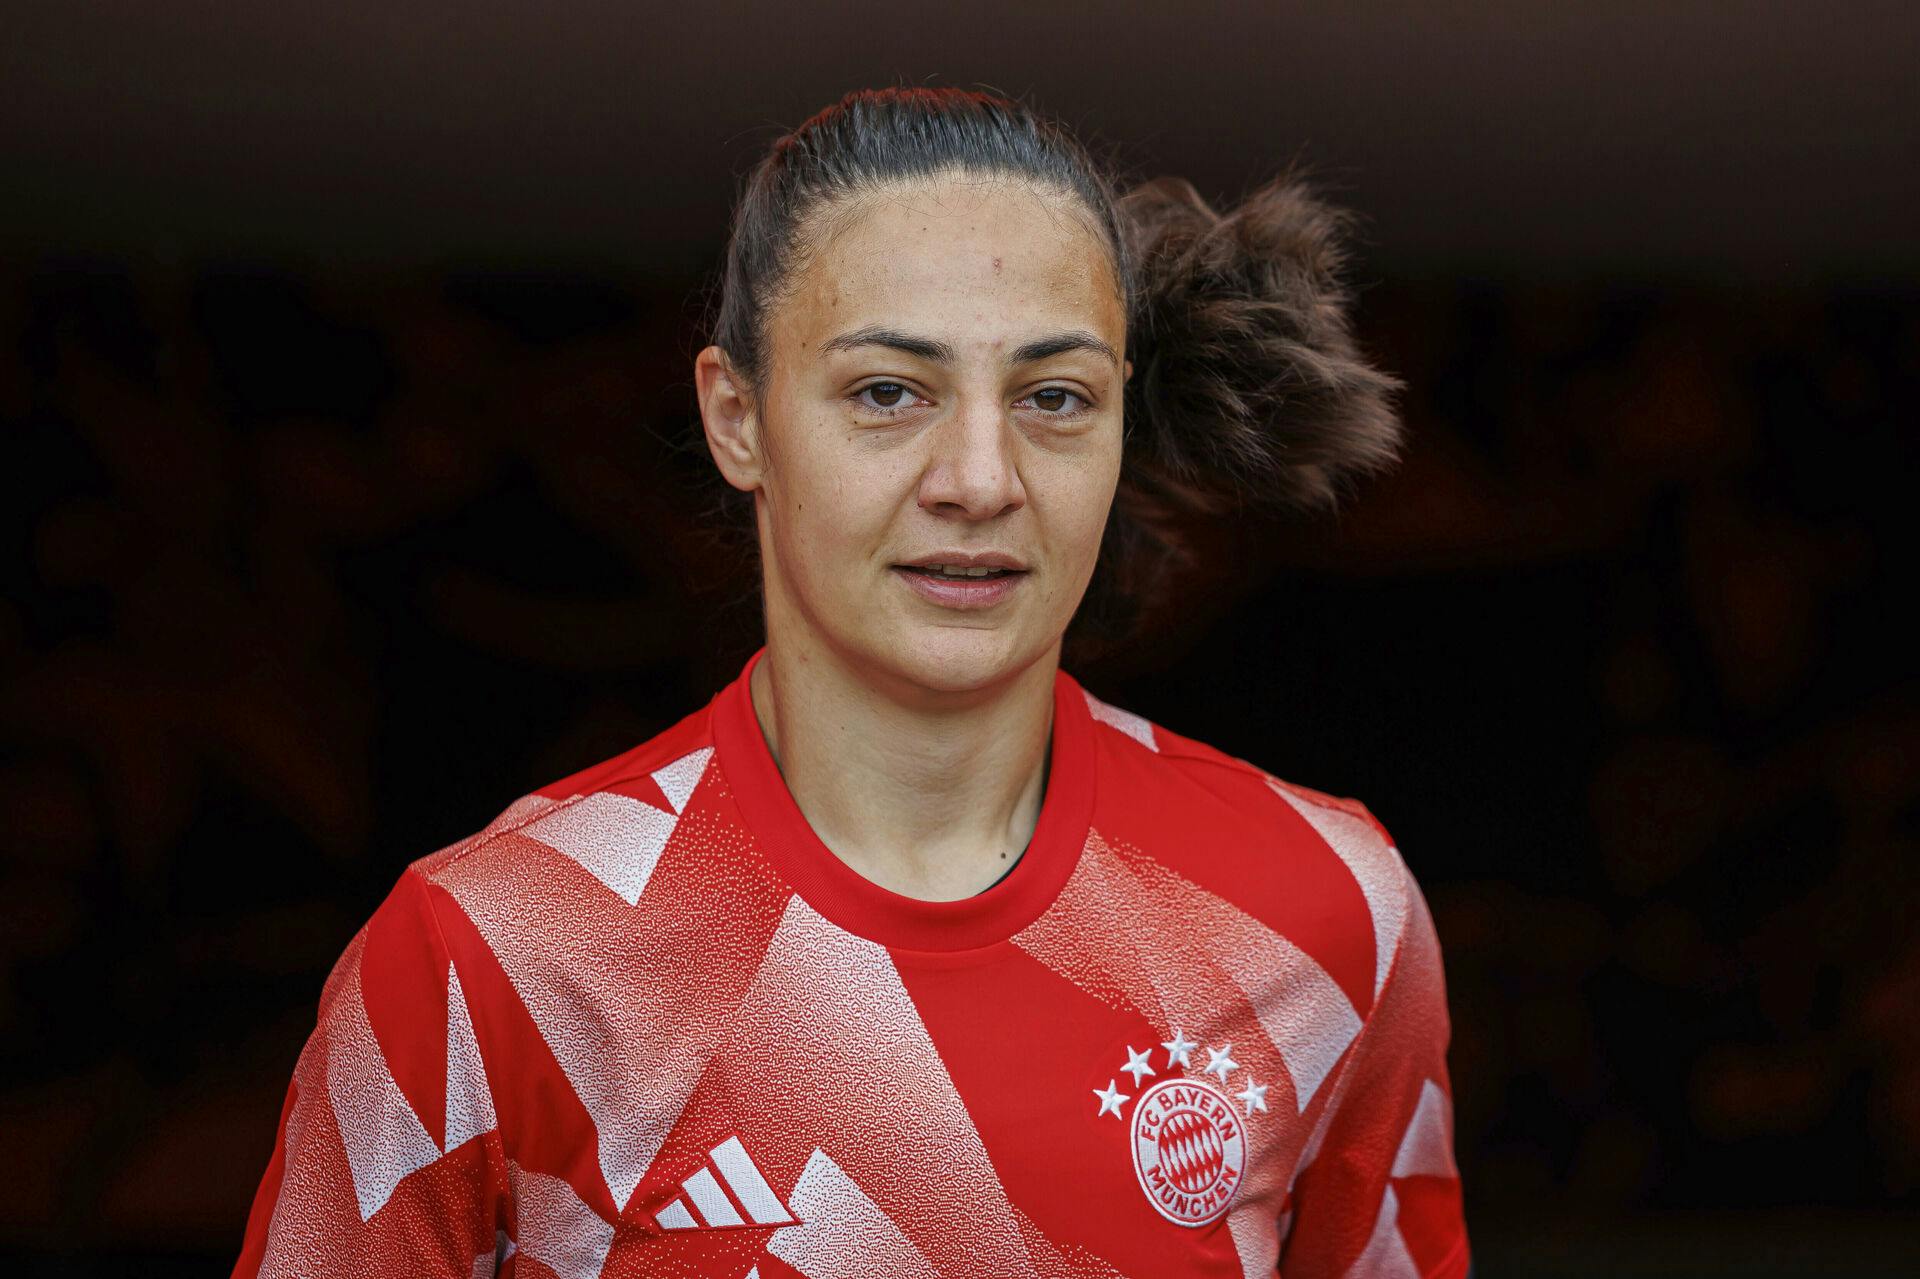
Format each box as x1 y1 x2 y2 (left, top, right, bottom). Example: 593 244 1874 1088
696 345 765 492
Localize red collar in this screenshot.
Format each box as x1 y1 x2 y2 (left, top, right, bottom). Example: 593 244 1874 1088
708 645 1097 953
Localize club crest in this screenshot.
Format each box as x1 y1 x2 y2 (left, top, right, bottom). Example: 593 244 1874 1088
1091 1030 1267 1227
1131 1077 1246 1225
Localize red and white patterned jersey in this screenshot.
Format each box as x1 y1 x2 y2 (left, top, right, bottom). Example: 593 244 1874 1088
233 646 1469 1279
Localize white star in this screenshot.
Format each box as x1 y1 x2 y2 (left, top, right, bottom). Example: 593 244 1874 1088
1162 1030 1196 1070
1093 1079 1130 1118
1121 1045 1156 1085
1204 1043 1239 1082
1237 1078 1270 1114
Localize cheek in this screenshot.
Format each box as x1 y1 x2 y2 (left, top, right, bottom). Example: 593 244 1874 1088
1072 430 1126 527
764 416 901 560
772 458 848 559
1033 440 1123 564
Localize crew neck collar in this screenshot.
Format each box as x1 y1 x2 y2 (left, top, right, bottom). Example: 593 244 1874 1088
708 645 1097 953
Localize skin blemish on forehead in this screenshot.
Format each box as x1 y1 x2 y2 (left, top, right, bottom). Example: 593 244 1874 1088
993 257 1003 272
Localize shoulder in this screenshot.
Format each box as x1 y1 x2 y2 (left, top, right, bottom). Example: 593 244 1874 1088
1079 683 1428 1013
1083 681 1405 848
1080 682 1402 857
404 694 722 907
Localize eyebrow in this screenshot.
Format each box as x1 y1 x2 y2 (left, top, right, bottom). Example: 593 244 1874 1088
819 325 1118 368
1010 332 1120 366
819 326 955 362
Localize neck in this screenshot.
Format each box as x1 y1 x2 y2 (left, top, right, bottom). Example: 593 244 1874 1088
748 630 1058 902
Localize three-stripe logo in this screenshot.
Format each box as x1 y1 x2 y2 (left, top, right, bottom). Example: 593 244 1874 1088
653 1136 798 1231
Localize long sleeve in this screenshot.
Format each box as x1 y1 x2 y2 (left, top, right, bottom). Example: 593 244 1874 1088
232 868 510 1278
1277 812 1469 1279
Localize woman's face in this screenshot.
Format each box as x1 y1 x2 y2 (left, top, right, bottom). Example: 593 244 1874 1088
700 173 1128 695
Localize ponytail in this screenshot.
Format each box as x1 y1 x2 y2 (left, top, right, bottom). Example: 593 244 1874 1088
1122 172 1405 516
1068 172 1405 663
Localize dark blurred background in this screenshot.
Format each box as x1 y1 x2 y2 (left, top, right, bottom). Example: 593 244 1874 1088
4 4 1917 1275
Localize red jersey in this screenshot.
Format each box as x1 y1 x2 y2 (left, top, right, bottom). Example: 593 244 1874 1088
233 646 1469 1278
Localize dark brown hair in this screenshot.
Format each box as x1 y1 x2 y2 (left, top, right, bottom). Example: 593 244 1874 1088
709 87 1405 664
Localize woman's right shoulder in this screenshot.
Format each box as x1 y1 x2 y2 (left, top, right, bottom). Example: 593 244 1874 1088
404 692 722 900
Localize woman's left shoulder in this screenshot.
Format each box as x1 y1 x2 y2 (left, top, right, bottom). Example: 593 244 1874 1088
1082 686 1407 868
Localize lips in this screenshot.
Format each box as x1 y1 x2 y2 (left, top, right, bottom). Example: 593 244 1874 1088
894 552 1029 575
891 557 1029 609
899 563 1023 581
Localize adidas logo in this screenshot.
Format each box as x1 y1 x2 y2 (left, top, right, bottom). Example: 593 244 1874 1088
653 1136 798 1231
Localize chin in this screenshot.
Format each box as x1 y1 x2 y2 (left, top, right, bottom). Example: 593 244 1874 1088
875 625 1049 696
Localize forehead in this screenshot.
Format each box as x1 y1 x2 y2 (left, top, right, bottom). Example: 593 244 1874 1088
772 173 1126 359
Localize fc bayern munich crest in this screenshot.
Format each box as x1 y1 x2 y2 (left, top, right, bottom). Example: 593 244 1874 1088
1092 1030 1268 1227
1131 1077 1247 1224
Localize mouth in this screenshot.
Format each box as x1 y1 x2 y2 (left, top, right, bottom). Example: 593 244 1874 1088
895 563 1025 582
890 559 1030 608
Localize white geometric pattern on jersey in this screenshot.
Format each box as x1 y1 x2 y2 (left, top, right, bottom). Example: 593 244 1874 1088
445 962 497 1152
1082 690 1159 752
1228 1208 1280 1279
511 1163 616 1279
1391 1079 1458 1179
1345 1184 1421 1279
1195 896 1364 1111
1268 780 1408 1000
723 895 1043 1278
324 950 440 1221
432 744 734 1212
435 853 703 1212
259 1029 326 1274
652 745 712 814
767 1148 940 1279
1291 1104 1332 1188
1012 840 1177 1032
519 746 713 906
521 791 680 907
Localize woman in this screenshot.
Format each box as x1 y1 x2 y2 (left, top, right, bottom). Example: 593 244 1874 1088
234 88 1468 1279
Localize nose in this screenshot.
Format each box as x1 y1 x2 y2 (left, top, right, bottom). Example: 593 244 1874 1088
916 393 1026 520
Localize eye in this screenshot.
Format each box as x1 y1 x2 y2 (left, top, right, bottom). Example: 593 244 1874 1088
857 381 916 412
1020 386 1090 415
